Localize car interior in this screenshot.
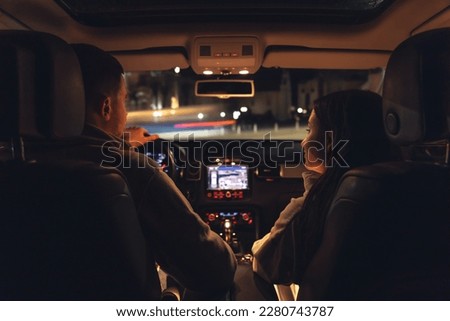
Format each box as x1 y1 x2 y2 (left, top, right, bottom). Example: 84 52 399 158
0 0 449 300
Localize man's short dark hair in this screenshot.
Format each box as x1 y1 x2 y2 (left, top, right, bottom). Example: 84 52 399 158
72 44 124 109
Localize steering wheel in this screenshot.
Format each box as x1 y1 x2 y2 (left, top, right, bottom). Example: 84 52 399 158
137 138 180 182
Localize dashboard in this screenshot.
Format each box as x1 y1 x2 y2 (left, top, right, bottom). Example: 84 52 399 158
143 139 307 255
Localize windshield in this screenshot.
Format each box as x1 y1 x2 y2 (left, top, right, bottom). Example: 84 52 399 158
125 67 383 140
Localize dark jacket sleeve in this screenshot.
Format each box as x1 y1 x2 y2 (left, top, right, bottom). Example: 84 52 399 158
252 197 303 284
252 171 320 284
132 159 237 293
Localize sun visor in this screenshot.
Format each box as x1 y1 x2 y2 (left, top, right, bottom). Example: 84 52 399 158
113 50 189 72
263 47 390 69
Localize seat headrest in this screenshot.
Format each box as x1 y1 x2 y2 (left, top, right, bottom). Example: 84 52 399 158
0 31 85 139
383 28 450 145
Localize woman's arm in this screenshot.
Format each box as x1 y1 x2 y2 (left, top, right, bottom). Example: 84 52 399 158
252 171 320 284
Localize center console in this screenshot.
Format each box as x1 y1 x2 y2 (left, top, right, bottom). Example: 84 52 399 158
200 163 257 255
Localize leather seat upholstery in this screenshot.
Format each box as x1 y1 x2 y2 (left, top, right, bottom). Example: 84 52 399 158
299 28 450 300
0 31 154 300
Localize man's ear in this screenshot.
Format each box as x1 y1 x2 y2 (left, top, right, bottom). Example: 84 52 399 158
100 97 112 121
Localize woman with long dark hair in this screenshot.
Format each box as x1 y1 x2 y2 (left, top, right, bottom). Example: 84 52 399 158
252 89 392 287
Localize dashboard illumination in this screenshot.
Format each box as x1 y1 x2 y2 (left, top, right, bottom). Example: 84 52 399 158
224 220 232 229
207 164 249 191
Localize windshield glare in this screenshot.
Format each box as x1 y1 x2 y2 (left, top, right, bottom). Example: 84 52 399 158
125 68 382 141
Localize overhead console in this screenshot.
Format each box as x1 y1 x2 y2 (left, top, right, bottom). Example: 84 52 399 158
190 36 262 75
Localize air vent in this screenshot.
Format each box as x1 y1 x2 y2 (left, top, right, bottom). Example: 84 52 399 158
256 164 280 178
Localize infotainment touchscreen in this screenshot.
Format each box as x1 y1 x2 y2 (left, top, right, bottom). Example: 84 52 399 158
207 165 249 190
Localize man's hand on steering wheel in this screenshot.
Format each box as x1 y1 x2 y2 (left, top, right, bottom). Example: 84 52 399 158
125 126 159 147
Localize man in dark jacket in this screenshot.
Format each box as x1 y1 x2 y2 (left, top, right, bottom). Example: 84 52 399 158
67 43 236 299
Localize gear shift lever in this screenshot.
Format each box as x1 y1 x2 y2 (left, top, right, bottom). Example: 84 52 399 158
222 218 241 253
223 219 232 243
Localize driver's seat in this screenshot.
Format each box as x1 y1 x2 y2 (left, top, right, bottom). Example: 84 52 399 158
0 31 155 300
299 28 450 300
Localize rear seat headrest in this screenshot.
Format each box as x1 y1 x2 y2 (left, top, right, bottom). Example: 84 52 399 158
0 31 85 140
383 28 450 146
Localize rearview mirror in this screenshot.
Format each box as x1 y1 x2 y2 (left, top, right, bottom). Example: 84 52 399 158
195 79 254 99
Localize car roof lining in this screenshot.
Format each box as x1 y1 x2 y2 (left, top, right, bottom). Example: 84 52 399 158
0 0 449 71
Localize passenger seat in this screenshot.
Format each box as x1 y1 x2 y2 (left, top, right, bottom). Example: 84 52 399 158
298 28 450 300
